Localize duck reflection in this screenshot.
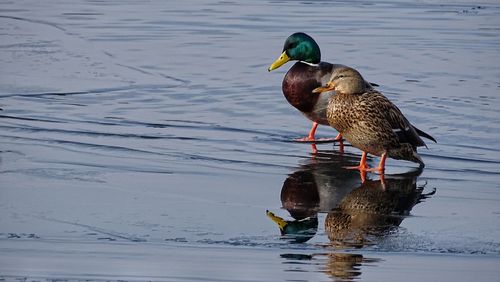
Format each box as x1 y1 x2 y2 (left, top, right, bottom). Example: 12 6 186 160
323 172 436 281
267 150 361 243
269 149 435 281
320 169 434 281
325 168 435 248
268 149 434 245
280 252 381 282
322 253 364 281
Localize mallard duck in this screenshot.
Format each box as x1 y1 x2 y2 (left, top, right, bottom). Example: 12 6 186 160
313 66 436 172
268 32 376 143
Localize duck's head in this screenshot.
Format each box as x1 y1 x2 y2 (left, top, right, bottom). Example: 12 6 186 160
268 32 321 72
312 66 368 95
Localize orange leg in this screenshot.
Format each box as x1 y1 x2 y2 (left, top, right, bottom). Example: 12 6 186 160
346 152 387 183
295 122 318 142
295 123 345 144
345 151 370 171
366 153 387 174
308 122 319 140
334 133 343 142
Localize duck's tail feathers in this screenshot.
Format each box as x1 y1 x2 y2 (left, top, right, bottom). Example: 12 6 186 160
414 126 437 143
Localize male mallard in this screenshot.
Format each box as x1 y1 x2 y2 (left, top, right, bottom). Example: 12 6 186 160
266 210 318 243
268 32 375 142
313 66 436 172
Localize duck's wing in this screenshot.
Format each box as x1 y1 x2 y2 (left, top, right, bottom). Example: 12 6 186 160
372 91 428 148
390 113 427 148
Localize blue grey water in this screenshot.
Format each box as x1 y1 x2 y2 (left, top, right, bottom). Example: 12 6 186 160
1 0 500 281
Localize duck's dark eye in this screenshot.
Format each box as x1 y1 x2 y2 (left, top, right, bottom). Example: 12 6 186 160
337 75 345 79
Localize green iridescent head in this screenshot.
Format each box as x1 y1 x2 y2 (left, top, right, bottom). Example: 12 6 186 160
268 32 321 71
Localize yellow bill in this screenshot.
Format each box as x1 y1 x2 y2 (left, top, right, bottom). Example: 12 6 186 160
266 210 288 231
312 82 336 93
268 51 290 72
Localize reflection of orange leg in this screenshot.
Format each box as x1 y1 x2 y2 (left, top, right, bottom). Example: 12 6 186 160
336 133 345 153
310 143 318 155
379 173 386 190
295 122 318 142
359 170 367 183
345 151 370 171
366 153 387 174
338 142 344 154
334 133 344 153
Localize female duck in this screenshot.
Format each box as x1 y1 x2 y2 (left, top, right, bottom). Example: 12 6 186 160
268 32 374 142
313 66 436 172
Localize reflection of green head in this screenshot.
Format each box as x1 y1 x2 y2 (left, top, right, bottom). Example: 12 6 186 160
283 32 321 63
266 210 318 243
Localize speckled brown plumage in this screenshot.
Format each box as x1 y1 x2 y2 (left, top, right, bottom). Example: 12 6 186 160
321 66 436 167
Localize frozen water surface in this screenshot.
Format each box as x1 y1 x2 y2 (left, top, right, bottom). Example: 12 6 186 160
1 0 500 281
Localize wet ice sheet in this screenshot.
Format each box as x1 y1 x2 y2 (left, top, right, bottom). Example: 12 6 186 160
1 0 500 281
1 240 499 282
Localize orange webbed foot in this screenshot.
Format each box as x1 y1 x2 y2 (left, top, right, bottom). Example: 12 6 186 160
366 153 387 174
295 136 316 142
344 151 370 171
344 164 371 171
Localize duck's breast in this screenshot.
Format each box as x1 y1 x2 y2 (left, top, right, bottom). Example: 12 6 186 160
282 62 334 118
302 90 335 125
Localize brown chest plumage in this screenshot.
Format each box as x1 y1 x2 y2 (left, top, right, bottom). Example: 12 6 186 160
282 62 333 113
327 92 357 133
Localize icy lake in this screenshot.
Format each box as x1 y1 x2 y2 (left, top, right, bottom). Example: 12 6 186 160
1 0 500 281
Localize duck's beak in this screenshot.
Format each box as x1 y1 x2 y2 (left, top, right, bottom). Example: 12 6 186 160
266 210 288 231
312 82 335 93
268 51 290 72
